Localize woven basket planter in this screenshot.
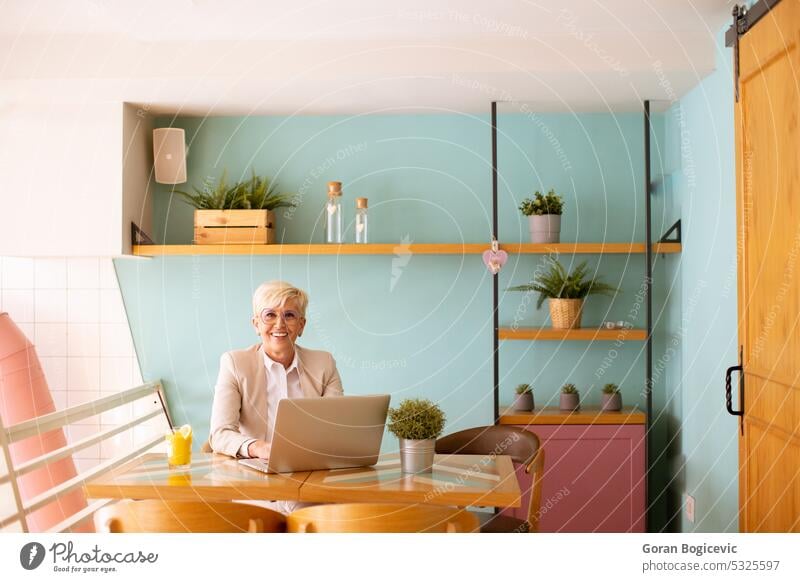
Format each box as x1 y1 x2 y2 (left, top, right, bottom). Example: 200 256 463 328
549 298 584 329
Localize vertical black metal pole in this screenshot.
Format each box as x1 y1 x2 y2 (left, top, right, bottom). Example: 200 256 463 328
492 101 500 424
644 100 653 532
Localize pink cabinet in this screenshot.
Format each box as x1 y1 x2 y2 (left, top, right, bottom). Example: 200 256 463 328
500 408 646 532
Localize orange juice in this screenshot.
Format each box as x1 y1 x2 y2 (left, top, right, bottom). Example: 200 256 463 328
166 424 192 468
167 473 192 487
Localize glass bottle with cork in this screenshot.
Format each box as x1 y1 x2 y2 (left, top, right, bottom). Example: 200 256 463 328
325 181 343 243
355 197 368 243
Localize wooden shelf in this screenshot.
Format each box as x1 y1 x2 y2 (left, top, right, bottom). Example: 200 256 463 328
132 242 681 257
499 327 647 341
504 242 681 254
499 406 646 425
133 243 487 256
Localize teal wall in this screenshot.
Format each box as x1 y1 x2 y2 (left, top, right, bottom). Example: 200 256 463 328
661 29 739 532
116 109 680 527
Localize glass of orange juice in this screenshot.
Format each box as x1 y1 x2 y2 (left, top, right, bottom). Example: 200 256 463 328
166 424 192 468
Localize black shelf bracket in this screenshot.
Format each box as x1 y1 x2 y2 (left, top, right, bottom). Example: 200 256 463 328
658 219 681 244
131 221 155 246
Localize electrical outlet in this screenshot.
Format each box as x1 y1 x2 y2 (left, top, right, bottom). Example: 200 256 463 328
685 494 696 523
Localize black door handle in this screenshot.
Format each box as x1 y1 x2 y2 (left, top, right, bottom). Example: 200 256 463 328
725 364 744 417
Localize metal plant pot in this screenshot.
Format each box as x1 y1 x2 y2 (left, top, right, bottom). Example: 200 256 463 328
528 214 561 243
601 392 622 412
559 393 580 412
513 392 534 411
399 438 436 474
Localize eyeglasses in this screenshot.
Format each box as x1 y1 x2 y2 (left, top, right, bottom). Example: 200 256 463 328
260 308 302 324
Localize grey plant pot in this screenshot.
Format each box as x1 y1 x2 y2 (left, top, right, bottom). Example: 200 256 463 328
528 214 561 243
559 393 580 411
601 392 622 412
398 438 435 474
513 392 534 411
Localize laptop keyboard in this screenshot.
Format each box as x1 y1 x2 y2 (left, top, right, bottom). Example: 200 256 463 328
238 458 270 473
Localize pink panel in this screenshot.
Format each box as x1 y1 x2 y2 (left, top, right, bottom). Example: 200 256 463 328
502 424 645 532
0 313 90 532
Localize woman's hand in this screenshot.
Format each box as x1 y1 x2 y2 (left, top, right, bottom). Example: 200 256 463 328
247 439 271 459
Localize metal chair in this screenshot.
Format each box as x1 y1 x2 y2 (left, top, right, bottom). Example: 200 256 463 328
435 426 544 533
287 503 478 533
94 499 286 533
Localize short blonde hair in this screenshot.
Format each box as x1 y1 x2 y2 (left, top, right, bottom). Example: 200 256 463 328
252 281 309 318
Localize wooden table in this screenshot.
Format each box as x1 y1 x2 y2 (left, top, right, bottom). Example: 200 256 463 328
84 453 309 502
85 452 521 509
300 453 520 507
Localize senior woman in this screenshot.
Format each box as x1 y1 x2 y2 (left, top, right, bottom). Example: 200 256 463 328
209 280 344 460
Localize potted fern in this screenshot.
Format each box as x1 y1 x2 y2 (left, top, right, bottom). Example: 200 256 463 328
387 398 446 474
175 169 294 245
519 189 564 243
513 383 534 411
507 257 617 329
601 383 622 412
560 383 580 412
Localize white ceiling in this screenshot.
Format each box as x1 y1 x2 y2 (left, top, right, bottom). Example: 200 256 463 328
0 0 733 115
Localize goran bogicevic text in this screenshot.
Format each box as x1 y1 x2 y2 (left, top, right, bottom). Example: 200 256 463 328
643 543 737 558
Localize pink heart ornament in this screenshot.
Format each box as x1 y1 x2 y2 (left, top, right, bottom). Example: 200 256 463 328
482 249 508 274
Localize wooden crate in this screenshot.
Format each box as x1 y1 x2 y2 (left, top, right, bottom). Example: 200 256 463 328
193 210 275 244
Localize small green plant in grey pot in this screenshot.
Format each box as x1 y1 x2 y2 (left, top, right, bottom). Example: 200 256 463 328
519 189 564 243
513 383 534 411
387 398 446 474
559 383 580 412
601 383 622 412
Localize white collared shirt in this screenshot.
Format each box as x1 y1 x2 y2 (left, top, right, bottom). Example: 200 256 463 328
238 349 303 457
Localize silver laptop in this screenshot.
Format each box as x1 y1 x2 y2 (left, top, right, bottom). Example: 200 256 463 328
238 394 390 474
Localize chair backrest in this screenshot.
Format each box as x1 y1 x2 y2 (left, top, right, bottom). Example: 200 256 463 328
94 500 286 533
287 503 478 533
436 425 538 464
0 381 170 533
435 426 544 532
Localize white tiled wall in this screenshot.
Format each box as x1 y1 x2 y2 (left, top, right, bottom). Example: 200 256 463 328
0 257 144 474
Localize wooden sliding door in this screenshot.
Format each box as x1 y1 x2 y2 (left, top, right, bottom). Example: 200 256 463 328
735 0 800 532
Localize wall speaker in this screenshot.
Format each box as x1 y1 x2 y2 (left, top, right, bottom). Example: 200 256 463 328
153 128 187 184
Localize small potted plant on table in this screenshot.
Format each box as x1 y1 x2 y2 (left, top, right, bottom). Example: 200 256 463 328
560 383 580 412
519 189 564 243
513 383 534 411
387 398 446 474
508 257 618 329
601 383 622 412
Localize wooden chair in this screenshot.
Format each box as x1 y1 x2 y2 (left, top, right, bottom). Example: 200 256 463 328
287 503 478 533
94 500 286 533
435 426 544 533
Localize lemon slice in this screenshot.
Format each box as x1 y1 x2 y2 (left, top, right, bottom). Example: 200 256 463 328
179 424 192 439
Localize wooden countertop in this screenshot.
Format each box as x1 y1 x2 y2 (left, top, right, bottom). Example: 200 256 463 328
498 406 646 425
85 452 520 510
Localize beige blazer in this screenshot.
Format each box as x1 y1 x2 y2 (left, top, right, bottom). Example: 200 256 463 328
209 343 344 457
